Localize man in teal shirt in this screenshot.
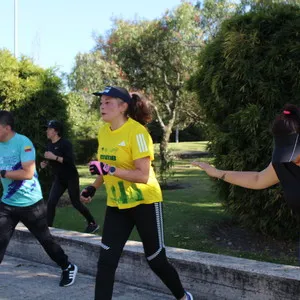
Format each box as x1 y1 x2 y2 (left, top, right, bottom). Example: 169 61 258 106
0 110 77 287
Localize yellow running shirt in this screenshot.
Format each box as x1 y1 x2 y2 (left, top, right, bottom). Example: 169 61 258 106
97 117 163 209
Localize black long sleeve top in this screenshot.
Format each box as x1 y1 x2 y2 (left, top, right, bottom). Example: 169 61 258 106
46 138 78 179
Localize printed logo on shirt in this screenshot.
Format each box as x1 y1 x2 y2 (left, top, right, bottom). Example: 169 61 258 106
101 147 118 153
136 134 148 153
118 141 126 146
100 154 116 161
24 146 32 152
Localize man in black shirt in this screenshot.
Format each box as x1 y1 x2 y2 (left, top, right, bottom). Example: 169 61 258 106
41 120 99 234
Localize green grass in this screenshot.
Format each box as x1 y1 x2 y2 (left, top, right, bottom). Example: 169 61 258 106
154 141 208 153
53 141 298 266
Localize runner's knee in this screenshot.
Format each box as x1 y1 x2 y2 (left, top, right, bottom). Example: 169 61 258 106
97 242 120 270
147 248 168 272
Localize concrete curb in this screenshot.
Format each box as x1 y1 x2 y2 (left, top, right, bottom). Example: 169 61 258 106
7 224 300 300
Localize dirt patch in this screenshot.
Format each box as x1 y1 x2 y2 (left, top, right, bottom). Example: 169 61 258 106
209 219 298 262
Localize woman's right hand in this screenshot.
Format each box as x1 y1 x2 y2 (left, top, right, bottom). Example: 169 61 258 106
80 185 96 203
80 194 92 204
40 160 48 169
191 161 223 179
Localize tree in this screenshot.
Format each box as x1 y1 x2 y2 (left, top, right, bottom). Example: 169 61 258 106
94 2 206 183
64 92 101 163
64 92 99 139
68 1 237 183
68 51 129 108
0 50 69 197
237 0 300 13
189 2 300 238
196 0 238 37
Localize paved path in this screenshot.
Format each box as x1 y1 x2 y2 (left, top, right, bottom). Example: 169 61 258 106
0 256 174 300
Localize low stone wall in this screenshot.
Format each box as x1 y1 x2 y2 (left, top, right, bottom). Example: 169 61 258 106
7 224 300 300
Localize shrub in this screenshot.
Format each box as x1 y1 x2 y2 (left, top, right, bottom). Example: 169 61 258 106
189 3 300 238
75 138 98 164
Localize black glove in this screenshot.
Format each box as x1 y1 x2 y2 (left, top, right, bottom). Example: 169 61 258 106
89 161 110 175
81 185 96 198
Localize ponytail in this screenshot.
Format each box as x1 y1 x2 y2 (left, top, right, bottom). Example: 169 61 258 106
127 93 152 125
271 104 300 135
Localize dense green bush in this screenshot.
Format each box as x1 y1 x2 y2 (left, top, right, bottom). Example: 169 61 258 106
75 138 98 164
169 124 208 142
64 92 101 163
189 3 300 238
0 50 69 199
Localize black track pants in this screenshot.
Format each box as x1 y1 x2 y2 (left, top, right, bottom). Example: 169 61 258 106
94 203 185 300
47 176 95 226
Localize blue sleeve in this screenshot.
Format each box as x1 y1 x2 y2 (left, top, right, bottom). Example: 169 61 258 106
20 137 36 162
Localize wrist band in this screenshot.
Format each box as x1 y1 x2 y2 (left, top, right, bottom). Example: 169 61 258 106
56 156 59 161
0 170 7 178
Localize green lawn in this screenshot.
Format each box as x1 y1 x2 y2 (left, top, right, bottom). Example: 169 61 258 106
54 141 298 266
154 141 208 153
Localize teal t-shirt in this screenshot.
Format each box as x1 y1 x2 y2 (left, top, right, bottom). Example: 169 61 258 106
0 133 43 207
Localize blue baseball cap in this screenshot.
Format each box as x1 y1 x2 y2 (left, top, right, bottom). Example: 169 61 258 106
45 120 63 132
93 86 131 103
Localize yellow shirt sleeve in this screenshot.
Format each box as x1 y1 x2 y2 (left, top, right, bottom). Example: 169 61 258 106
131 127 154 161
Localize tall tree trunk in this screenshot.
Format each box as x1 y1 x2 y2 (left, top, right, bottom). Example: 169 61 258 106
159 123 173 184
152 96 177 185
175 125 179 143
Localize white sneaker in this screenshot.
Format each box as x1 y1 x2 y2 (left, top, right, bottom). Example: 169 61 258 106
59 263 78 287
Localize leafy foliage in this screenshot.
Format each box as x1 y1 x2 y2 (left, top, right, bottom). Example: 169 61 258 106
68 0 238 183
189 3 300 238
68 51 129 108
0 50 69 198
64 92 100 161
94 2 209 182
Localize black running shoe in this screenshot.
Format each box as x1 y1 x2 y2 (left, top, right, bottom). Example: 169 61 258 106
59 264 78 287
85 222 99 234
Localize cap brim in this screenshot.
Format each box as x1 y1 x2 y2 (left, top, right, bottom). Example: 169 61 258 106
92 92 103 96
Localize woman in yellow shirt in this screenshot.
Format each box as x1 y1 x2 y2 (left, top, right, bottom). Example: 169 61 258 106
80 86 193 300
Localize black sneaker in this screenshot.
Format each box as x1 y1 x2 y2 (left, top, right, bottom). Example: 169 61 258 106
85 222 99 234
59 264 78 287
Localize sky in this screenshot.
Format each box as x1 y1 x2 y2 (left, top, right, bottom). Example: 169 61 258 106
0 0 183 74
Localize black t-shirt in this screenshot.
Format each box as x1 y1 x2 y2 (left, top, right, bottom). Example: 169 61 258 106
46 138 78 179
272 162 300 214
272 133 300 213
272 133 300 162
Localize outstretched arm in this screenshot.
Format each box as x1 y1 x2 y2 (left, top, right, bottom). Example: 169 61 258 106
192 161 279 190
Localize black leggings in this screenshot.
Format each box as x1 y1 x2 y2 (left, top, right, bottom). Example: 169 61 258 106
0 199 69 269
47 175 95 226
95 203 185 300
